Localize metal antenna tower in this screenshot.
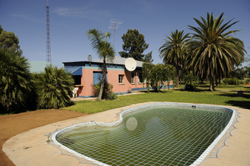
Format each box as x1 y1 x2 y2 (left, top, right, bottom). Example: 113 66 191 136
46 0 51 62
108 19 123 48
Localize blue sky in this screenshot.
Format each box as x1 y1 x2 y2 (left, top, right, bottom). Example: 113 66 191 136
1 0 250 67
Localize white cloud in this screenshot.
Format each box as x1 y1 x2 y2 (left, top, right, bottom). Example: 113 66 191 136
53 7 112 21
11 13 44 24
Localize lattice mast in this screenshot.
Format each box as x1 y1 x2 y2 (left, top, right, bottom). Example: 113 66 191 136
46 0 51 62
108 19 123 48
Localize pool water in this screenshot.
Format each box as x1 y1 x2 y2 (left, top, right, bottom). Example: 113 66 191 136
56 106 232 166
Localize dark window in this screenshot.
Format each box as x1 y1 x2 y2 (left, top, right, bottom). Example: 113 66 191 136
138 73 143 83
73 76 81 85
131 73 135 84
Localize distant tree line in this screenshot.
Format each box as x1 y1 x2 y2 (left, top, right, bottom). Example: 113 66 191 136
158 12 247 91
119 13 247 91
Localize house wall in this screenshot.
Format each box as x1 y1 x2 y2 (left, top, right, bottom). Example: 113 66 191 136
77 67 146 97
68 64 173 98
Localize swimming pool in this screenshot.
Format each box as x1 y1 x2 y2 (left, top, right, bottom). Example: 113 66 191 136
52 103 235 166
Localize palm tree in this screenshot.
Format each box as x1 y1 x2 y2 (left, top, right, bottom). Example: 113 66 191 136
87 29 115 100
0 49 32 113
187 12 246 91
159 30 190 87
35 65 74 109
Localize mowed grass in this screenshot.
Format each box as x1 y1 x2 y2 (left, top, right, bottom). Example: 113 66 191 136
63 90 250 114
197 84 250 91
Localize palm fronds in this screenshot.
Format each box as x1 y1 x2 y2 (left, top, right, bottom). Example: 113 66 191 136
0 49 32 112
35 65 74 109
187 12 246 91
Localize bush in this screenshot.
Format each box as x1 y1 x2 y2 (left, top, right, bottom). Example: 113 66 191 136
34 65 74 109
245 78 250 84
93 82 115 100
107 92 117 100
184 84 195 91
0 50 33 113
223 78 240 85
183 73 199 86
239 80 245 84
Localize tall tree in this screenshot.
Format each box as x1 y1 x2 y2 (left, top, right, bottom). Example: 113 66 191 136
0 25 22 56
119 29 149 61
144 51 154 63
0 49 31 113
159 30 190 87
187 12 246 91
87 29 115 100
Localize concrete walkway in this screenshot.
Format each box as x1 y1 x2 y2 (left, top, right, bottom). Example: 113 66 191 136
3 102 250 166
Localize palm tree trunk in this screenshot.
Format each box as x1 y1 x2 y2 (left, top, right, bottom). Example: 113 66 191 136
209 73 214 91
176 69 179 87
98 57 107 100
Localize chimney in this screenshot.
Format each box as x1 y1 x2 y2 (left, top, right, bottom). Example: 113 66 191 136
88 55 92 61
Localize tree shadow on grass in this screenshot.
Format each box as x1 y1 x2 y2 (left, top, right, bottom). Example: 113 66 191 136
224 100 250 109
215 91 250 109
217 91 250 99
140 89 174 93
243 86 250 90
174 87 211 92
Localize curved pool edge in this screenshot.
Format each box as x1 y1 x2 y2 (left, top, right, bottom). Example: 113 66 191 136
51 102 236 166
190 106 236 166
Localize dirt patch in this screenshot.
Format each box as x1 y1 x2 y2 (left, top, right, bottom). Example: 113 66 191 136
0 109 86 166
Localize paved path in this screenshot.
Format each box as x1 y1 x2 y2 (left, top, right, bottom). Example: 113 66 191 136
3 102 250 166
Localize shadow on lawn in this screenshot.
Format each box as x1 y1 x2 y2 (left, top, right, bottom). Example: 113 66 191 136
244 86 250 90
174 87 211 92
140 89 174 93
224 100 250 109
217 91 250 99
216 91 250 109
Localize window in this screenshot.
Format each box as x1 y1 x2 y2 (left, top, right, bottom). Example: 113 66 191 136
119 75 124 84
73 76 81 85
138 73 143 83
131 73 134 84
93 72 107 85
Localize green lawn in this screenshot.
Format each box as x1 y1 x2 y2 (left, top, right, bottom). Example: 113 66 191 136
63 89 250 114
195 84 249 91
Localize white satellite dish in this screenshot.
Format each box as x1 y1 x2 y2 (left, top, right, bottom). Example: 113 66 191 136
125 58 137 71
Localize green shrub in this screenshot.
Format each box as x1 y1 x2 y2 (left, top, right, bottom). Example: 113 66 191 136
107 92 117 100
222 79 228 84
223 78 240 85
34 65 74 109
93 82 114 99
0 50 33 113
245 78 250 84
183 73 199 86
239 80 245 84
